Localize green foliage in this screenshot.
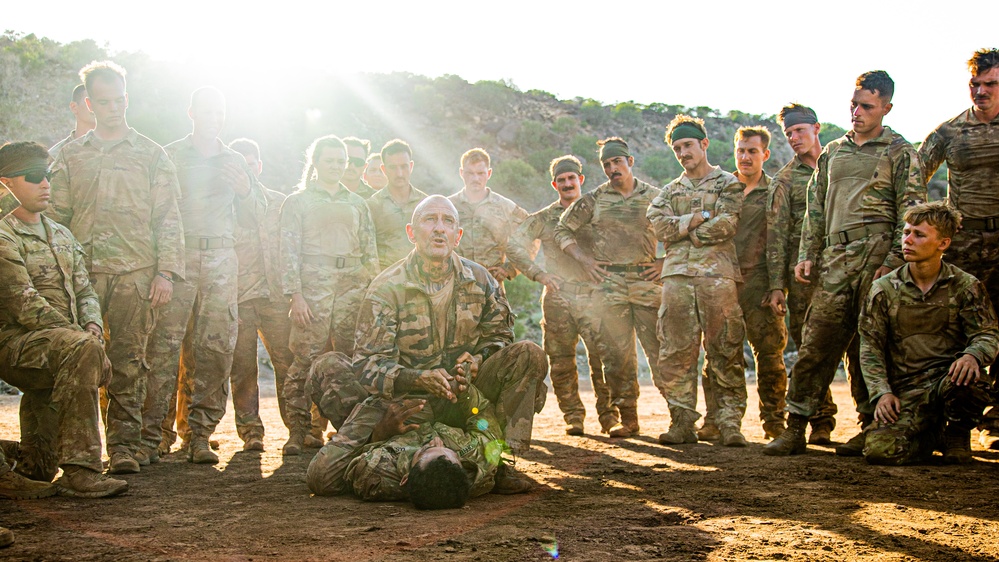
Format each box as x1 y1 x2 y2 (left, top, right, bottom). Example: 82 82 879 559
526 89 556 100
552 116 579 135
570 134 599 162
580 99 611 127
639 150 682 184
492 158 545 209
819 122 848 145
469 79 517 112
503 275 542 344
612 101 644 127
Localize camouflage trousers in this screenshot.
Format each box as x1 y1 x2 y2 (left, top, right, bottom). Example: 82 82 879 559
0 327 109 476
864 372 992 465
306 340 547 496
786 265 839 431
656 276 747 431
286 264 370 434
786 233 891 420
704 268 787 427
229 297 295 441
947 229 999 430
141 248 238 449
591 272 661 410
541 285 613 430
91 268 156 456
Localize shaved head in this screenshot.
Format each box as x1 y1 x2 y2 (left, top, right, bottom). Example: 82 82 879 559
411 194 459 225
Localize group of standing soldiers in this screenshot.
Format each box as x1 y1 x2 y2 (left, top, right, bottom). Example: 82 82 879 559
1 47 998 532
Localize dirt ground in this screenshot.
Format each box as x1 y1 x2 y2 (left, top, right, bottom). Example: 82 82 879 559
2 375 999 562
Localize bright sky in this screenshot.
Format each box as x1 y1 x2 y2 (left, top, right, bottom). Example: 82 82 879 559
6 0 994 142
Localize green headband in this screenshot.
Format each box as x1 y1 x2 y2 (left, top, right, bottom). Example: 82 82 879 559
598 140 630 162
551 159 582 180
669 123 706 143
781 110 818 128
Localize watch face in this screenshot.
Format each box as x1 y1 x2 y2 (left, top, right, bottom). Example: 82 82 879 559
702 210 711 219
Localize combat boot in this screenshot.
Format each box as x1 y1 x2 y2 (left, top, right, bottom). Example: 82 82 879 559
491 464 534 495
565 419 584 436
109 451 140 474
808 422 834 445
762 421 786 440
0 526 12 548
55 466 128 498
0 467 58 499
720 427 748 447
609 407 639 438
133 447 160 466
303 434 325 448
188 439 219 465
943 424 973 464
697 423 721 441
283 429 306 456
763 413 807 456
243 436 264 452
835 415 872 457
659 411 698 445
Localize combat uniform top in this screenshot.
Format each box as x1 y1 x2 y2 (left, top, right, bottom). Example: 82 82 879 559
919 109 999 218
798 127 925 270
0 214 102 342
860 261 999 402
235 185 286 304
354 252 513 399
554 179 660 266
732 173 771 274
507 201 591 285
647 166 743 280
48 128 185 277
366 185 428 270
448 188 529 277
766 156 813 292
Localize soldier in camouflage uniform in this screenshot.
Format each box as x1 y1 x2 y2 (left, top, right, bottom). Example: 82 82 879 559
306 195 545 496
766 104 839 444
141 88 263 465
281 135 379 455
226 138 295 451
918 49 999 449
448 148 530 291
765 71 926 457
49 61 185 473
648 116 748 447
366 139 428 270
506 155 614 435
342 137 377 199
554 138 662 438
48 84 94 159
698 127 787 441
0 141 128 499
860 202 999 465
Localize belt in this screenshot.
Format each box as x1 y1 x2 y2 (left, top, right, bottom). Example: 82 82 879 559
186 236 234 250
604 264 648 273
962 217 999 231
823 222 892 246
558 281 593 297
301 255 363 268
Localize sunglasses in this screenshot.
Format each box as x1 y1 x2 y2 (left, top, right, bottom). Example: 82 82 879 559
348 157 367 168
11 168 51 184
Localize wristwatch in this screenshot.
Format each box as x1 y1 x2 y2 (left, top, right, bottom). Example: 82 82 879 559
701 210 711 219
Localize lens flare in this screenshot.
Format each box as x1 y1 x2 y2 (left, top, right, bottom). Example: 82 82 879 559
542 536 559 559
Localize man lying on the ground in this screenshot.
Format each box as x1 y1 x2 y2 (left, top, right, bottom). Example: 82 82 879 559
306 372 528 508
860 201 999 465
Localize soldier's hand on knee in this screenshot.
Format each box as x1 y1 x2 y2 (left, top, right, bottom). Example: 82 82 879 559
949 354 981 386
874 393 901 424
416 368 457 402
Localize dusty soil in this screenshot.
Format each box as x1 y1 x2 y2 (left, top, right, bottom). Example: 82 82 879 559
2 376 999 562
